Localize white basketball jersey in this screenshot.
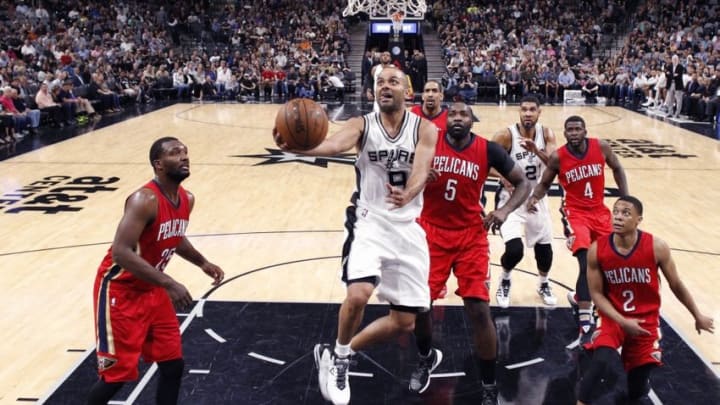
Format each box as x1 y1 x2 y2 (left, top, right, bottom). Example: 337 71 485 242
508 123 546 188
354 111 422 221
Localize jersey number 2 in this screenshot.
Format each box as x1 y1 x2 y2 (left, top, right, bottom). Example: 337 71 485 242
622 290 636 312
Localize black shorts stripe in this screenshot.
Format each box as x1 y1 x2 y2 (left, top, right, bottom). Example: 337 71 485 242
340 204 358 283
97 264 122 353
559 200 573 237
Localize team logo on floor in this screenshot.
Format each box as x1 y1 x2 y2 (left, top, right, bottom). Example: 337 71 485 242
232 148 355 167
605 138 697 159
0 176 120 214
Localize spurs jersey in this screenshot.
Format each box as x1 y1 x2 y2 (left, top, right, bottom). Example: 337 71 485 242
354 111 422 221
558 138 606 211
96 180 190 290
596 231 660 326
509 123 546 187
498 123 547 203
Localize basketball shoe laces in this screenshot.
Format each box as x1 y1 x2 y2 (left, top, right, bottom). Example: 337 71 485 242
333 356 351 390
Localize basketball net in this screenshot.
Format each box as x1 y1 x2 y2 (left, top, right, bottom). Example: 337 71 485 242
343 0 426 20
391 11 404 39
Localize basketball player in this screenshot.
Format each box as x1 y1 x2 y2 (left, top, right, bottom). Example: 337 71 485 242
577 196 714 404
528 116 628 344
492 96 558 308
88 137 225 405
409 80 447 139
274 65 437 405
409 102 530 404
366 51 393 112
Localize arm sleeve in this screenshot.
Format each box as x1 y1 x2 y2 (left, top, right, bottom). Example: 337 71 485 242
487 141 515 177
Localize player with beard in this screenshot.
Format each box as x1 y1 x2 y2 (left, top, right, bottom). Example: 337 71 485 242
408 102 530 404
492 96 558 308
275 65 438 405
528 116 628 345
89 137 225 405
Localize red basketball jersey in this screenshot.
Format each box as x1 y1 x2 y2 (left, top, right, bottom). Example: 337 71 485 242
96 180 191 289
410 104 448 139
421 133 489 229
596 231 661 325
558 138 606 211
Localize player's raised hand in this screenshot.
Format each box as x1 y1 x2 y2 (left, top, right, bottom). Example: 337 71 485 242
519 138 540 154
620 318 652 337
695 314 715 334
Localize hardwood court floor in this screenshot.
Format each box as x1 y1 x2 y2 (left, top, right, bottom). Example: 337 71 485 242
0 102 718 403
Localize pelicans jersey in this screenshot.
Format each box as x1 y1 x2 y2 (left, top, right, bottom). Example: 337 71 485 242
557 138 612 252
498 124 553 246
586 231 663 370
93 180 189 382
410 104 448 139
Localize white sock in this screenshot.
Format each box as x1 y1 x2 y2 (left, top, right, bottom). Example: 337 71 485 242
335 341 352 358
501 270 512 281
538 275 549 285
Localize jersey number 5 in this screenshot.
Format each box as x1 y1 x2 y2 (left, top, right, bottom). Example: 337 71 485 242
444 179 457 201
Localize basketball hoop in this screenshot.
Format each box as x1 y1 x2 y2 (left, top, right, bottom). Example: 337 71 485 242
343 0 427 20
391 11 404 37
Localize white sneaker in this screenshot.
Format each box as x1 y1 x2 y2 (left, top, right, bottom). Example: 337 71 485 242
496 279 511 308
327 353 350 405
537 283 557 306
314 344 331 401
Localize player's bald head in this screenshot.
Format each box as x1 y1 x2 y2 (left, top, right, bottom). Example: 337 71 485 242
378 65 407 88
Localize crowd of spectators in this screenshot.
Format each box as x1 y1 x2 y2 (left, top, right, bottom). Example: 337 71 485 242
0 0 355 154
434 0 720 123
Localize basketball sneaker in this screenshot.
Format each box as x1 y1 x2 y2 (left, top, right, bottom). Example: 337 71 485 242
314 343 332 401
537 282 557 306
327 352 350 405
481 383 499 405
496 279 511 308
409 348 443 394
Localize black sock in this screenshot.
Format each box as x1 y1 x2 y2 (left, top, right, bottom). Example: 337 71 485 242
477 358 496 386
157 358 184 405
87 379 124 405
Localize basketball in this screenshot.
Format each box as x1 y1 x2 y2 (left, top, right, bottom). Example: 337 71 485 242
274 99 329 150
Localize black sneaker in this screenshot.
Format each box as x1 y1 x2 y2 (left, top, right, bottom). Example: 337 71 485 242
481 384 498 405
408 348 443 394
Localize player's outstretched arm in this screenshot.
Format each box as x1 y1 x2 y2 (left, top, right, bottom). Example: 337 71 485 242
600 139 628 196
656 236 715 334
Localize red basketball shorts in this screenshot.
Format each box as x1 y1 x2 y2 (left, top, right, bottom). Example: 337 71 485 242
562 205 612 253
93 277 182 382
583 315 663 371
419 218 490 301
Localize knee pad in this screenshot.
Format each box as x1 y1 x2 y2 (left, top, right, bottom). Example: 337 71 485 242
533 243 553 273
158 358 185 379
501 238 524 270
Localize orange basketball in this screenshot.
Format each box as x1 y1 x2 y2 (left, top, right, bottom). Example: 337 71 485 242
274 99 328 150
